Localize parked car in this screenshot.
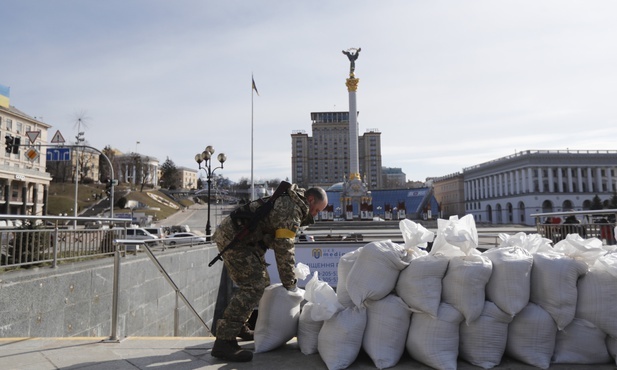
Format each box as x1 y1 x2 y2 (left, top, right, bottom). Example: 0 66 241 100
144 227 165 240
125 228 159 246
165 232 207 246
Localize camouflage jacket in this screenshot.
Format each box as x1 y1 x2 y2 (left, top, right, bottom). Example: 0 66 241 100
213 184 310 289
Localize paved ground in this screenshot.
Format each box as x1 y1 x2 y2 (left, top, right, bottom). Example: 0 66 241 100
1 337 614 370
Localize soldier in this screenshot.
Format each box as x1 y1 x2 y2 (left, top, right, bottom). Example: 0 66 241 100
211 184 328 362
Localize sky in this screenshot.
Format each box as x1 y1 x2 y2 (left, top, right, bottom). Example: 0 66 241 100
3 1 617 184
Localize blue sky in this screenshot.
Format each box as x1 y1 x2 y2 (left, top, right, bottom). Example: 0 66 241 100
3 1 617 184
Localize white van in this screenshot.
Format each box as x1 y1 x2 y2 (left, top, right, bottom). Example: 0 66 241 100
144 227 165 240
125 228 159 245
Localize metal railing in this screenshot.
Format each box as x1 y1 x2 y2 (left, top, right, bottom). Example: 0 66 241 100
531 209 617 245
0 214 133 270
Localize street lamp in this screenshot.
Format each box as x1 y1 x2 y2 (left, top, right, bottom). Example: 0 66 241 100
195 145 227 241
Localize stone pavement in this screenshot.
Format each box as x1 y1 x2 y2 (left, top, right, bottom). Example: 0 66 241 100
1 337 615 370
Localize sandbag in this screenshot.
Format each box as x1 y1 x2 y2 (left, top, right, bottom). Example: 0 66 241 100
430 215 479 257
318 306 367 370
406 302 463 370
441 254 492 324
483 246 533 316
297 302 324 355
304 271 343 321
552 318 611 364
346 240 411 307
363 294 412 369
459 301 513 369
576 253 617 338
530 252 588 330
506 302 557 369
395 253 449 317
254 284 304 353
336 247 362 308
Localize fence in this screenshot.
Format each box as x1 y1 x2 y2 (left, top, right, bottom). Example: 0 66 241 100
0 215 133 270
530 209 617 245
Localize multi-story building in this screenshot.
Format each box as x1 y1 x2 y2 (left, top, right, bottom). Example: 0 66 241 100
0 105 52 215
432 172 465 219
291 111 382 189
178 166 198 190
115 152 159 188
382 167 407 188
463 150 617 226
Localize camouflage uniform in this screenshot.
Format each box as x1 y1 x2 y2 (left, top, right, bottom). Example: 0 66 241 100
212 184 311 340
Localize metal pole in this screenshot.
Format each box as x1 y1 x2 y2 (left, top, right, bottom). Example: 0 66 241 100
108 242 121 342
206 163 212 241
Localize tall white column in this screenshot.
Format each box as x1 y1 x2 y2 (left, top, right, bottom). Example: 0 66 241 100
538 168 544 192
548 168 554 192
346 77 360 180
527 168 533 192
587 168 593 193
596 167 603 192
577 167 583 192
608 167 614 193
567 167 573 192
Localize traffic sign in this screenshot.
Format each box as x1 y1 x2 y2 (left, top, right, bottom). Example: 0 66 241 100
26 148 40 161
26 130 41 143
46 147 71 161
50 130 65 144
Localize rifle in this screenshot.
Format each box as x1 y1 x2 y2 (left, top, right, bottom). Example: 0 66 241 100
208 181 292 267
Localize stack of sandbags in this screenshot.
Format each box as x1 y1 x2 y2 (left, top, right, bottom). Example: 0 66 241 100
254 284 305 353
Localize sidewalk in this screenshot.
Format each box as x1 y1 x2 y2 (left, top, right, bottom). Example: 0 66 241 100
1 337 614 370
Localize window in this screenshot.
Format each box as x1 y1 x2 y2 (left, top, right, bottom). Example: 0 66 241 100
6 119 12 131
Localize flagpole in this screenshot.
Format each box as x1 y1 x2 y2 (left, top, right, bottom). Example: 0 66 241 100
250 74 255 201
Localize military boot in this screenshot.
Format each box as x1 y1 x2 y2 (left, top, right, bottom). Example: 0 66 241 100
211 338 253 362
237 324 254 341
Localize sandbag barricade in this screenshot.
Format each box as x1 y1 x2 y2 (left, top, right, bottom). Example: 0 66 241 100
254 217 617 370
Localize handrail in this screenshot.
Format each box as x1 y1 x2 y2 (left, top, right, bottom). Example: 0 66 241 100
108 239 213 340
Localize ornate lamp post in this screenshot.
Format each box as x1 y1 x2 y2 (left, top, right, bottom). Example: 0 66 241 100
195 145 227 241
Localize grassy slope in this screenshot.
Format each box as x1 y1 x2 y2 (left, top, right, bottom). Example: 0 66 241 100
48 183 192 221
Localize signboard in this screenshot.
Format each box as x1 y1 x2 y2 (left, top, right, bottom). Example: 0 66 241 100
26 130 41 143
46 147 71 161
50 130 65 144
25 148 39 161
265 243 361 288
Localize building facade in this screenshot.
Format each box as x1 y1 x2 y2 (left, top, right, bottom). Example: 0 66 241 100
178 166 198 190
382 167 407 188
464 150 617 226
291 111 382 189
0 105 52 215
115 153 159 188
432 172 465 219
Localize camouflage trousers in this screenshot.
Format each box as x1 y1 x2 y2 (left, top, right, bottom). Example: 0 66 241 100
214 230 270 340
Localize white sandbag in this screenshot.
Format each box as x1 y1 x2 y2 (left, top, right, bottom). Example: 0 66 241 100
608 335 617 366
254 284 304 353
430 215 480 257
554 234 607 266
346 240 411 307
336 247 362 308
318 306 367 370
506 302 557 369
297 302 324 355
576 253 617 338
483 246 533 316
459 301 513 369
530 252 588 330
406 302 463 370
441 254 492 324
552 318 612 364
304 271 344 321
395 253 449 317
363 294 412 369
399 219 434 250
